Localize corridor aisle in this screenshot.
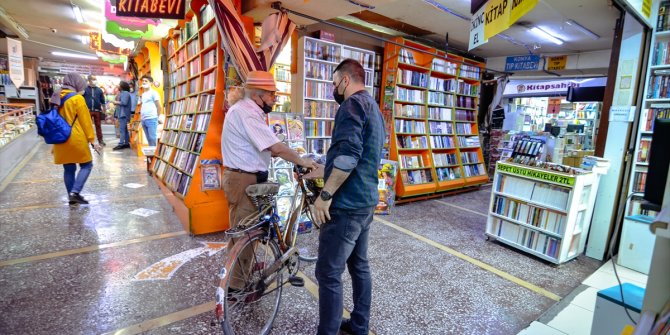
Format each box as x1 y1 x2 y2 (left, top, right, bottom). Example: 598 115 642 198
1 137 603 334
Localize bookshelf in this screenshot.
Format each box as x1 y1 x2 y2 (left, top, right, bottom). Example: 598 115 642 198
486 161 601 264
149 2 230 235
129 40 165 156
293 36 375 155
380 37 487 198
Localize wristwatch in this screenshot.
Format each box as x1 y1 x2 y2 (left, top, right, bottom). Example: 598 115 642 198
320 190 332 201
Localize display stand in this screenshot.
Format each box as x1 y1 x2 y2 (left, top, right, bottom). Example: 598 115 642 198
380 37 487 198
0 84 40 113
293 36 376 155
150 2 230 234
485 161 607 264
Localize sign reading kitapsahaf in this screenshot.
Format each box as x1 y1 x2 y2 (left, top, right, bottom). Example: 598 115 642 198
497 162 576 187
469 0 538 51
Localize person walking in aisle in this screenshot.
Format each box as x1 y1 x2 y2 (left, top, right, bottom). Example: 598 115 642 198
83 75 107 146
221 70 317 290
112 81 132 150
138 75 161 146
311 59 385 335
49 73 103 205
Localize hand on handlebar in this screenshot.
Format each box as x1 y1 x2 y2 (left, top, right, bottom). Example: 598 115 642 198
298 157 318 170
303 163 325 179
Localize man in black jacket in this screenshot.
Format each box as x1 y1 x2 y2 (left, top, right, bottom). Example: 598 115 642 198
83 75 107 146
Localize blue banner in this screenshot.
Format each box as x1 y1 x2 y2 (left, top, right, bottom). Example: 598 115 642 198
505 55 540 71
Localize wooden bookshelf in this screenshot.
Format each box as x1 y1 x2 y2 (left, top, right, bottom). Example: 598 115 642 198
293 36 375 155
485 161 600 264
381 37 487 198
149 2 230 235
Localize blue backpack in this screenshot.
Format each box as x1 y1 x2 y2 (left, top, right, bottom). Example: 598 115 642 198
37 93 77 144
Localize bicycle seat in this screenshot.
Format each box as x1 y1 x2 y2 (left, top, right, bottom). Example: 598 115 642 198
246 182 279 197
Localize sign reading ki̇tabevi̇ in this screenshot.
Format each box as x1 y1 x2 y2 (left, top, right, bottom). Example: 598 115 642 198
115 0 185 19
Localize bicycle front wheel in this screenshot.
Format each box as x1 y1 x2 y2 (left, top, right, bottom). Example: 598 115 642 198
218 230 282 335
296 203 320 263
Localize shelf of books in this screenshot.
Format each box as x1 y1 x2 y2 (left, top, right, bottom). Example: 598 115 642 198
485 161 601 264
150 3 230 234
293 36 375 155
380 37 487 198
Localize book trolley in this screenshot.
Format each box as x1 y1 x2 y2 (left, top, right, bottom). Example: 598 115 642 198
486 161 607 264
380 37 488 198
293 36 376 155
149 2 230 234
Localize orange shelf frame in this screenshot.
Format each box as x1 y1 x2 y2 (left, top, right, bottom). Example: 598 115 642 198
380 36 488 199
150 2 230 235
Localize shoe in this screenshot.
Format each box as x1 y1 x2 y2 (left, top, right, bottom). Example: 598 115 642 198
113 144 128 150
69 192 89 205
340 318 354 335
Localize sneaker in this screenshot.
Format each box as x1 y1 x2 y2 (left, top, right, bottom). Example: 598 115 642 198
340 318 361 335
69 192 89 204
113 144 126 150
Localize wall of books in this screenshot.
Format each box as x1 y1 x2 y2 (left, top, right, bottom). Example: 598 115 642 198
150 3 230 234
380 37 488 198
293 36 375 155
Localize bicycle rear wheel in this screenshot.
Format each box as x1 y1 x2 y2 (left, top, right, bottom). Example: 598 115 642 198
218 230 282 335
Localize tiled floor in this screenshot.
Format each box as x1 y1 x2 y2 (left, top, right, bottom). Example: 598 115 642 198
0 132 625 334
518 260 648 335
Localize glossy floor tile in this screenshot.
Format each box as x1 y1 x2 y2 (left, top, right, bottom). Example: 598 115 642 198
1 137 606 334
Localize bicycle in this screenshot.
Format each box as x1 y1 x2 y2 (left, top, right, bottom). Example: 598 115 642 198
214 164 323 335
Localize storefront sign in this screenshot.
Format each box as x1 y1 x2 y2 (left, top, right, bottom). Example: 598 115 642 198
498 162 575 186
484 0 511 40
115 0 185 19
89 32 132 55
469 5 488 50
503 77 607 96
39 59 106 75
7 38 24 88
546 55 568 71
505 55 540 71
480 0 539 40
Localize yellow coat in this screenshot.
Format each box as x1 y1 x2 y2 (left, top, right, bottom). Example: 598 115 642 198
52 90 95 164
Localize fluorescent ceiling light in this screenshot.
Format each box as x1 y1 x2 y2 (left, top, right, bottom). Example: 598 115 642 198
72 4 84 23
530 27 563 45
51 51 97 60
565 19 600 40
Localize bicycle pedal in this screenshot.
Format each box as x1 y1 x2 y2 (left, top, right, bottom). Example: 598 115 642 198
288 276 305 287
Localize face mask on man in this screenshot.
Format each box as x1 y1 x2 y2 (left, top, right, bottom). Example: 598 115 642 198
142 83 151 89
333 77 347 105
258 100 273 114
91 80 97 86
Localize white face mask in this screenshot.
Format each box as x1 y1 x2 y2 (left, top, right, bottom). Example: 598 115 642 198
142 83 150 89
91 80 97 86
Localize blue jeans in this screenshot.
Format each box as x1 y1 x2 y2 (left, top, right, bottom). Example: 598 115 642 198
118 117 129 145
315 206 374 335
141 118 157 146
63 161 93 194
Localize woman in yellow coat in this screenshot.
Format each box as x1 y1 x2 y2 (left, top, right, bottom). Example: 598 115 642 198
49 73 102 204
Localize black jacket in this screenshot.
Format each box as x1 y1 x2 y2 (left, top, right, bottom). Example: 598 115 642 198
83 86 106 112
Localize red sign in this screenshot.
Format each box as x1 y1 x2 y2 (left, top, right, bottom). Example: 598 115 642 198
115 0 185 19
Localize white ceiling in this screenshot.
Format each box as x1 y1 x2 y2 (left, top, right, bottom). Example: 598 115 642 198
0 0 621 70
0 0 108 66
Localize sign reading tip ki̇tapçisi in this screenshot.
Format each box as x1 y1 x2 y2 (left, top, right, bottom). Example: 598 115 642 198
115 0 185 19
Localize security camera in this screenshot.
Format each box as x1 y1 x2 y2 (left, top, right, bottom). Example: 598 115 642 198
51 28 57 33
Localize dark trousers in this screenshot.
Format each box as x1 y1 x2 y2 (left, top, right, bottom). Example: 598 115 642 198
90 111 104 143
315 206 374 335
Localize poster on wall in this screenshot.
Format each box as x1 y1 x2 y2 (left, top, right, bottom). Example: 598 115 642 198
375 159 398 215
7 38 24 88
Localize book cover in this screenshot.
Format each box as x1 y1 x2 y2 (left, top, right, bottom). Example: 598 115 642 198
375 160 398 215
268 114 287 139
287 116 304 141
